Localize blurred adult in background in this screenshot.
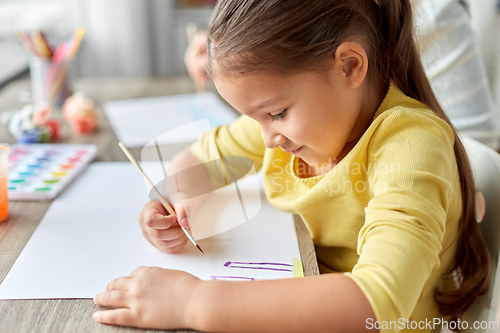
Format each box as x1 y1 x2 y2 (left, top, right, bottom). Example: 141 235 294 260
414 0 499 150
186 0 500 150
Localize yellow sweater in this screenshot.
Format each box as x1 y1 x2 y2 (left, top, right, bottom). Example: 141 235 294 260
190 82 462 333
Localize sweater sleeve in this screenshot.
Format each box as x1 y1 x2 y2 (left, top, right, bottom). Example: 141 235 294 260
345 107 457 333
190 115 266 187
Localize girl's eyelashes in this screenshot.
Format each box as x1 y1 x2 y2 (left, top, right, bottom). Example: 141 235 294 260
270 109 287 122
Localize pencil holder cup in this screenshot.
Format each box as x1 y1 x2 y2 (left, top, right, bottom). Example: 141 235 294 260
0 144 10 223
29 57 73 108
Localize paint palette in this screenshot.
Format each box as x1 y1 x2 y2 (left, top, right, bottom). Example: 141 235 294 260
8 144 97 201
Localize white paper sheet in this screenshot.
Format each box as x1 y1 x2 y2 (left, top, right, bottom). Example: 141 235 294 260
0 162 302 299
103 92 238 147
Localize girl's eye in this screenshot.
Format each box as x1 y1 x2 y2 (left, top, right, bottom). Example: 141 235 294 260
270 109 287 122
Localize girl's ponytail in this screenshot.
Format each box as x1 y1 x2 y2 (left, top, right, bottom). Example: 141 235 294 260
376 0 491 323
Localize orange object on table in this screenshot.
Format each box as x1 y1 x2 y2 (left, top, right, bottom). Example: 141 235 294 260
45 119 61 141
0 144 10 222
62 92 97 135
0 176 7 222
69 116 96 135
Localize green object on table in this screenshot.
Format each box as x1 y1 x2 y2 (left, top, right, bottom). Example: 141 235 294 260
38 126 50 143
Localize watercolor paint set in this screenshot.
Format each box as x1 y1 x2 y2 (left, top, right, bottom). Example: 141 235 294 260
8 144 97 201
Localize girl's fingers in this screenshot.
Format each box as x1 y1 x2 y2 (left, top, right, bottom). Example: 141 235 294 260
141 201 171 228
179 216 190 229
106 277 131 291
155 236 189 253
93 308 136 327
150 225 185 241
144 227 186 253
159 238 189 254
143 201 166 217
94 290 129 308
173 202 191 230
130 266 149 277
147 214 177 229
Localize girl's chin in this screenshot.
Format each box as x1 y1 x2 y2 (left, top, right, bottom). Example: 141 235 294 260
300 155 336 169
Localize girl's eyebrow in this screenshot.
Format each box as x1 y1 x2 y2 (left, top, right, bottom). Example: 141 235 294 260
251 93 288 114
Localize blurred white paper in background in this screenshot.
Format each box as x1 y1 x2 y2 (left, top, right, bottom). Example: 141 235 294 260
103 92 237 147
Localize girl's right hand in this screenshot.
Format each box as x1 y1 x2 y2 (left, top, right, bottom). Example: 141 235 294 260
139 200 191 253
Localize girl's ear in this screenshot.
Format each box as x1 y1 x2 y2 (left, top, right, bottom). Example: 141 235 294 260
334 42 369 90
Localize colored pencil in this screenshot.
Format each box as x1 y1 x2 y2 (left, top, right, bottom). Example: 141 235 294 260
65 27 85 62
16 31 39 56
38 31 54 56
32 30 52 58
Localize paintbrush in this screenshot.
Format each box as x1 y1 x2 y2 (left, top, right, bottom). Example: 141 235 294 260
118 142 204 254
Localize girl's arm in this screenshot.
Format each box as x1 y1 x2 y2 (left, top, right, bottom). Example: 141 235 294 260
94 268 377 333
191 273 377 333
166 147 213 196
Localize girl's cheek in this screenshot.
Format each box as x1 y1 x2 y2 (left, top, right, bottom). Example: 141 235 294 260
288 122 312 144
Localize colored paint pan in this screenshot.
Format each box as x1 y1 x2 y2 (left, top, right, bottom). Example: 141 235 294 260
34 187 51 192
18 172 35 176
60 164 75 169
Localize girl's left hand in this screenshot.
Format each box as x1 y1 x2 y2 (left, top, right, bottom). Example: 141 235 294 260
93 266 200 329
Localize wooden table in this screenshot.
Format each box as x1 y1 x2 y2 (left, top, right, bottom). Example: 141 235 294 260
0 76 319 333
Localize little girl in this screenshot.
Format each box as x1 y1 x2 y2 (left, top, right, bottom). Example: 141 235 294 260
93 0 490 332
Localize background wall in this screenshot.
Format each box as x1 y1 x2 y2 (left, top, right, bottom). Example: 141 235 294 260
70 0 213 78
0 0 498 98
0 0 214 80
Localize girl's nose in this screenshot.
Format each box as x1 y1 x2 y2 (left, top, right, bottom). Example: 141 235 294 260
263 132 287 149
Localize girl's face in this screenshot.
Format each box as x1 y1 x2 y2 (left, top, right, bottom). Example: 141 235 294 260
214 66 374 173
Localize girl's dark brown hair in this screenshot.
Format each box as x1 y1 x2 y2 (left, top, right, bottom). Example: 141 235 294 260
207 0 491 325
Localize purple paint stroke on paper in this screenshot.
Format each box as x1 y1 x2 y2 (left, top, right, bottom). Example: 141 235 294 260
224 261 293 272
210 276 256 281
